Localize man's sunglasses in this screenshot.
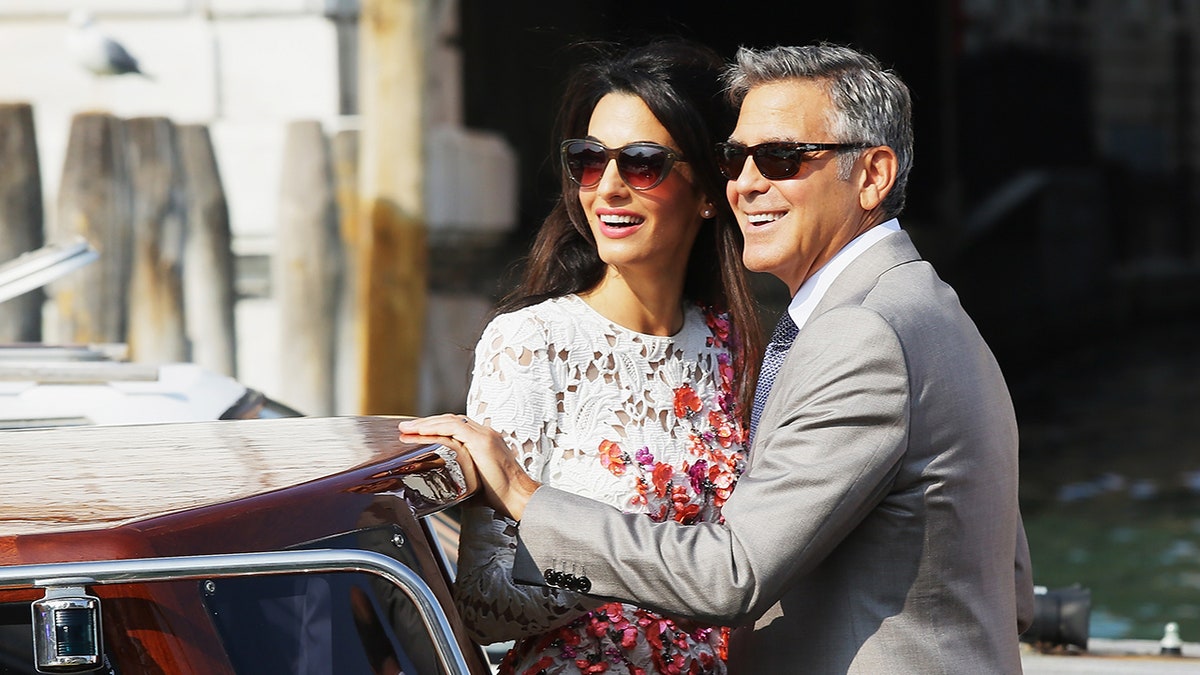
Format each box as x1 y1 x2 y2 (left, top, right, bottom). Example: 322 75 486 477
561 139 686 191
715 141 870 180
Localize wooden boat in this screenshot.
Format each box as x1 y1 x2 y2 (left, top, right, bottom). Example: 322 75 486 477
0 416 490 674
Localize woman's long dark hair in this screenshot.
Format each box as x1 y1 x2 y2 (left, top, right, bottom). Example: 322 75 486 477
498 39 763 422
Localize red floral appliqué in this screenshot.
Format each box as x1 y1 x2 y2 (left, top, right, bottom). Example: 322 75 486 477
673 385 703 419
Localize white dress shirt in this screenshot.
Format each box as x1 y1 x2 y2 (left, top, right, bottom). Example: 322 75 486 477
786 218 901 330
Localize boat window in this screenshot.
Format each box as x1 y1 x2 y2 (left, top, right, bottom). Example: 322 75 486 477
202 571 441 674
201 524 444 674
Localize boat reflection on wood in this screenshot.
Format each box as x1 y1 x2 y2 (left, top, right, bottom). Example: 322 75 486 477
350 446 473 517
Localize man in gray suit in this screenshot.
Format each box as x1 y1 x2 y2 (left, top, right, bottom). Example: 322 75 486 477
401 43 1034 673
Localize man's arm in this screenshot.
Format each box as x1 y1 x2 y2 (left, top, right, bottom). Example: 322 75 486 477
503 307 910 624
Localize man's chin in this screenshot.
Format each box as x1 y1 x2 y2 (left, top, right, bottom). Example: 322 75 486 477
740 252 776 276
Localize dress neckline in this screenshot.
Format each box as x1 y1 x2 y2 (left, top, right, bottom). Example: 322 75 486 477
564 294 693 340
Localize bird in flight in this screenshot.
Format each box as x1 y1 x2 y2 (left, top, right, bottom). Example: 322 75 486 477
67 9 152 79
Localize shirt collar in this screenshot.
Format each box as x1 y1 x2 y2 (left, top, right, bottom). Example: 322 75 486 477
787 218 901 330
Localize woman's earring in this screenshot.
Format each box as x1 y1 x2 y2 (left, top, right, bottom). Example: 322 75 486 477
702 206 715 219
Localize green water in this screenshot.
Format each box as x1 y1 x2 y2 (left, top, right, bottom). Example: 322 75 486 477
1023 497 1200 641
1012 318 1200 643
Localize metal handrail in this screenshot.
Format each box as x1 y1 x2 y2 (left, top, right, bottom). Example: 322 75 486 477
0 237 98 305
0 548 470 675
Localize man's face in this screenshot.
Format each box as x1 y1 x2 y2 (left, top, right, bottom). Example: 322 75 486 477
725 80 869 295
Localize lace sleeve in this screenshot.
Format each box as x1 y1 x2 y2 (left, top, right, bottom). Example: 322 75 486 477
466 312 555 475
453 505 599 643
454 312 598 643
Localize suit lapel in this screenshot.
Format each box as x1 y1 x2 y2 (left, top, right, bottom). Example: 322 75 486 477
807 229 922 324
753 229 922 445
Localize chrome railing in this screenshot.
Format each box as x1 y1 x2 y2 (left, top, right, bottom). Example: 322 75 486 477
0 548 471 675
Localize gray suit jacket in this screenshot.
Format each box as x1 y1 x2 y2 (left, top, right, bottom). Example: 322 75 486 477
513 231 1035 673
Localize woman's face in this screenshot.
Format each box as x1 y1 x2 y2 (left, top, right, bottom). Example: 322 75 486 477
578 93 709 285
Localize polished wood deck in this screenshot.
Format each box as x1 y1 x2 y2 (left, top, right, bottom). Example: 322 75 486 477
0 416 432 536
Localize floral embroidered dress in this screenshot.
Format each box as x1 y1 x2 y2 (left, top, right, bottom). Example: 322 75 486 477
455 294 747 675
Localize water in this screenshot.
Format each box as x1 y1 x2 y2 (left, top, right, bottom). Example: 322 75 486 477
1013 317 1200 642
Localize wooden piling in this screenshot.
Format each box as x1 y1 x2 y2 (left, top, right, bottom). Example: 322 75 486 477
55 111 132 345
125 116 188 363
358 0 429 414
332 129 361 260
0 102 45 343
178 124 236 377
275 120 341 416
331 127 360 413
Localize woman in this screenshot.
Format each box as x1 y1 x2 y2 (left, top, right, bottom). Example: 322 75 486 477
411 40 761 674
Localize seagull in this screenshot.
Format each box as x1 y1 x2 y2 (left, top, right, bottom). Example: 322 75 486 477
67 9 152 78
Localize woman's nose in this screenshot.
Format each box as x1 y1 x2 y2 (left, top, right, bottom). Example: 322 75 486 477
595 158 628 196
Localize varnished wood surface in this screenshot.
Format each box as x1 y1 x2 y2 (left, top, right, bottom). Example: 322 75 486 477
0 416 431 536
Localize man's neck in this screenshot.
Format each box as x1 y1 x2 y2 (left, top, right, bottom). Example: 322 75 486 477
785 218 901 330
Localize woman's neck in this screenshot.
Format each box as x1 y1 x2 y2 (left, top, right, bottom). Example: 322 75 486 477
579 269 686 336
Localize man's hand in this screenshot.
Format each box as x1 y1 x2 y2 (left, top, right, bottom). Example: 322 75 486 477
398 415 540 521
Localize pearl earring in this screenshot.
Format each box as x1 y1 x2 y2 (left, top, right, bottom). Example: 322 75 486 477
702 207 714 218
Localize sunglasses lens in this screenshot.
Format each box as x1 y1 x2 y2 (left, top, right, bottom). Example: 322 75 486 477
563 140 607 187
617 145 670 190
753 144 802 179
716 143 748 179
563 141 675 190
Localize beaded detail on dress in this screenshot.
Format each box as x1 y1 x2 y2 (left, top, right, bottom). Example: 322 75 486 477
455 294 747 674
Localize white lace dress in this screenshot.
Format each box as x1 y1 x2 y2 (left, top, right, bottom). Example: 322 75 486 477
455 294 747 675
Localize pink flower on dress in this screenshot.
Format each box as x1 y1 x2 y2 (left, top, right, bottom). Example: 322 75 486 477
620 625 639 649
697 443 727 468
708 410 738 448
704 310 731 346
634 446 654 466
709 464 738 508
604 603 625 622
598 439 627 476
687 460 708 493
644 619 666 651
717 352 735 389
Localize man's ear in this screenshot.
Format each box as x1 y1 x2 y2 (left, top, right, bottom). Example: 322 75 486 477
858 145 898 211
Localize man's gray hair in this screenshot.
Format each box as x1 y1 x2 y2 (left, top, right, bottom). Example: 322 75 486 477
724 44 914 218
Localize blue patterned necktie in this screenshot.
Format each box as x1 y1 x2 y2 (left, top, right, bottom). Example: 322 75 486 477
749 311 799 444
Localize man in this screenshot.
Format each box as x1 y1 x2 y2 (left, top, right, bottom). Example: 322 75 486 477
401 43 1034 673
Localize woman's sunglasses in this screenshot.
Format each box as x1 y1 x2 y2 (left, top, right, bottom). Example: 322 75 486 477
560 139 686 191
715 141 870 180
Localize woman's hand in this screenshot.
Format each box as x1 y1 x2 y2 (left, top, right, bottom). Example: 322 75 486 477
398 415 540 521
